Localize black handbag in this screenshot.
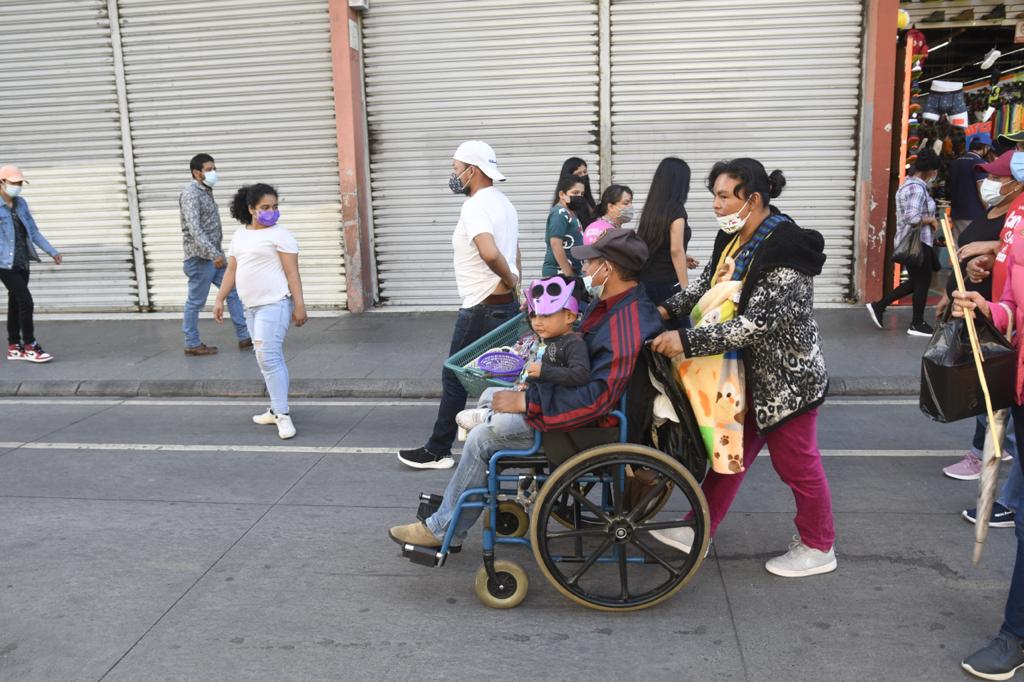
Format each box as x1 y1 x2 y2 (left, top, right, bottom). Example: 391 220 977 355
920 310 1017 423
893 226 925 268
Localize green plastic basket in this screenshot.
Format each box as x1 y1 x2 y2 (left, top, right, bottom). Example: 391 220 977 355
444 312 534 396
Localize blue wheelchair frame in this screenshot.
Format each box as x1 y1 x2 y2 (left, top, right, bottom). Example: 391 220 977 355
409 396 659 587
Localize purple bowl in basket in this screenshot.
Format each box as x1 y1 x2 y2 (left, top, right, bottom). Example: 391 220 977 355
476 351 525 380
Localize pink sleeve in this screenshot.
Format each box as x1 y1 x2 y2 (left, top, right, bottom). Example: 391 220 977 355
992 264 1016 333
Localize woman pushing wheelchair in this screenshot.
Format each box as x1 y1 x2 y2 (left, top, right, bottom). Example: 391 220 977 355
649 158 837 578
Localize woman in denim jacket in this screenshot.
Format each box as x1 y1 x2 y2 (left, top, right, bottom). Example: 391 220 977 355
0 165 61 363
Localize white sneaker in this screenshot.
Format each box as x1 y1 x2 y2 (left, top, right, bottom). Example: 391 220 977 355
253 409 277 425
456 407 488 432
648 526 710 557
275 413 296 440
765 535 837 578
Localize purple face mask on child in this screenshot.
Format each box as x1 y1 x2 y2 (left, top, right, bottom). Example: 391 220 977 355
256 209 280 227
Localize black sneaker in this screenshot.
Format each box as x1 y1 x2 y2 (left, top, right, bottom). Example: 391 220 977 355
397 446 455 470
908 321 935 338
962 502 1017 528
866 302 884 329
962 628 1024 680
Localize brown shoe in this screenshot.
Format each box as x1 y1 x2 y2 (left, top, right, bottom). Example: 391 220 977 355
238 338 254 351
388 521 441 548
184 343 218 356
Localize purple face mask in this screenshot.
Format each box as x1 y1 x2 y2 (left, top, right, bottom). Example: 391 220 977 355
256 209 280 227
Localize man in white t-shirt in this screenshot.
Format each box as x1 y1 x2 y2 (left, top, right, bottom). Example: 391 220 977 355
398 141 521 470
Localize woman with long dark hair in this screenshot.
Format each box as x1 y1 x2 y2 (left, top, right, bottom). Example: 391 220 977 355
542 175 586 277
637 157 695 307
650 158 836 579
555 157 596 228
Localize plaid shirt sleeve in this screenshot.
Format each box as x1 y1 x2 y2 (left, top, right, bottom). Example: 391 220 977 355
899 181 930 226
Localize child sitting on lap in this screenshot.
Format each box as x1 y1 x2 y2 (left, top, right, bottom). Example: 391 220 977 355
457 276 590 438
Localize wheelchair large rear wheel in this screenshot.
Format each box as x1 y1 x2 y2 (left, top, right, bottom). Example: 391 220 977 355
530 444 709 612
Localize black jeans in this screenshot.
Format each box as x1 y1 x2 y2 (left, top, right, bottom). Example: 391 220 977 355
0 267 33 346
425 300 520 456
878 244 935 325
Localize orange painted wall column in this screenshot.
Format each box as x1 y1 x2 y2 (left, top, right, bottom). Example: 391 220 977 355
856 0 899 302
329 0 374 312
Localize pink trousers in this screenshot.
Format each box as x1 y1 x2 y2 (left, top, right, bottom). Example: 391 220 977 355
700 408 836 551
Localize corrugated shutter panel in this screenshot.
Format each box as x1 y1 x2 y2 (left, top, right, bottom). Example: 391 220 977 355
610 0 863 302
362 0 600 307
118 0 346 310
1 1 138 311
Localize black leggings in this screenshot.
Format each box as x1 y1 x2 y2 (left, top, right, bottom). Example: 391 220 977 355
879 244 934 325
0 267 33 346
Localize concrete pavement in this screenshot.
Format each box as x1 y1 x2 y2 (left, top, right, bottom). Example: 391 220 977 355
0 395 1008 681
2 305 929 398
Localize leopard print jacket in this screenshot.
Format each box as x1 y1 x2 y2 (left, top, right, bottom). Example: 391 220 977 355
664 261 828 433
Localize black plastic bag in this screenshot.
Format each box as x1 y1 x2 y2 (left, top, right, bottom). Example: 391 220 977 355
893 226 924 268
920 313 1017 423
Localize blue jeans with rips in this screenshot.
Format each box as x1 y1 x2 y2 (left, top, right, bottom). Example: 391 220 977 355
182 257 248 348
245 297 293 416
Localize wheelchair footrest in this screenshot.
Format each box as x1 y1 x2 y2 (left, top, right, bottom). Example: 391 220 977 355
416 493 443 522
401 543 448 568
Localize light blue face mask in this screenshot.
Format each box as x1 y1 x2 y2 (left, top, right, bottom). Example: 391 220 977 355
582 262 609 298
1011 152 1024 183
3 183 22 198
202 170 219 187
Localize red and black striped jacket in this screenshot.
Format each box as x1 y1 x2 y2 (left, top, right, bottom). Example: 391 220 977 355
524 284 664 432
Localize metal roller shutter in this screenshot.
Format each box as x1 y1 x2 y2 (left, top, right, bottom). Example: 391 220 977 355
118 0 346 310
362 0 600 307
610 0 864 302
1 1 138 311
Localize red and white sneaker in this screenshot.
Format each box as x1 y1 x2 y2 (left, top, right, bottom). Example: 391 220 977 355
22 343 53 363
6 343 24 360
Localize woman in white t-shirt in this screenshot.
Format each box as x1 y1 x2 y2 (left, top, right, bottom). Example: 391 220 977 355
214 183 307 439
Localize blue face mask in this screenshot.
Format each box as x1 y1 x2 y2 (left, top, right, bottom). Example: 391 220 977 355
202 170 218 187
1011 152 1024 183
582 262 609 298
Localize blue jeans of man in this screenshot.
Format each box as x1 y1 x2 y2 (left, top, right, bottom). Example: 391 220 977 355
245 298 293 416
1002 404 1024 636
425 421 535 541
973 413 1023 511
183 257 248 347
424 301 519 456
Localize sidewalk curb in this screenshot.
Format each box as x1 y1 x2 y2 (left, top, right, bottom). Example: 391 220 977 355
0 376 920 399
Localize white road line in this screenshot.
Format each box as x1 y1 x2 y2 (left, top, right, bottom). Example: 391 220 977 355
0 441 962 458
0 399 439 407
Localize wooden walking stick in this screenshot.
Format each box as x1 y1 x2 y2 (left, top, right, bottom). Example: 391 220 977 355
940 210 1005 565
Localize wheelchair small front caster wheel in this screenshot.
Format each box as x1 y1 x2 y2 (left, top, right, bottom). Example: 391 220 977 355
495 501 529 538
474 560 528 609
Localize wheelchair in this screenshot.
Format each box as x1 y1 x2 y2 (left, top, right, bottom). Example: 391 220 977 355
400 394 710 611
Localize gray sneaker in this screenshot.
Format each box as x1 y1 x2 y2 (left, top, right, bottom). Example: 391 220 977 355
962 629 1024 680
765 535 837 578
648 526 711 558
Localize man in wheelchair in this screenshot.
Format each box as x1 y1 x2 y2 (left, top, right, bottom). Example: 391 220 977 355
388 228 666 549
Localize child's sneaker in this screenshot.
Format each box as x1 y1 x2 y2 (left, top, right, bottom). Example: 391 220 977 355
455 408 489 440
7 343 24 360
22 343 53 363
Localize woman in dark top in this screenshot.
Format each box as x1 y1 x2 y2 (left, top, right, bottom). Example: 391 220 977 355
637 157 696 308
556 157 596 229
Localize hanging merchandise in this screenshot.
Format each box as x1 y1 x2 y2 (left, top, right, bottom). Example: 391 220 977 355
923 80 969 128
907 28 929 72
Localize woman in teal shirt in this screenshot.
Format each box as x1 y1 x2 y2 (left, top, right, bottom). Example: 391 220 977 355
542 175 586 277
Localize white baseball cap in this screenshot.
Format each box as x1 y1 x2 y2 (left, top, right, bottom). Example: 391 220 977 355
453 140 506 182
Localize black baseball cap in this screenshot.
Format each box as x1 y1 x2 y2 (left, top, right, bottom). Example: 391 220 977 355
570 228 649 271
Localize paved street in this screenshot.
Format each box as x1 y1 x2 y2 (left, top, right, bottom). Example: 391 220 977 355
0 396 1013 681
